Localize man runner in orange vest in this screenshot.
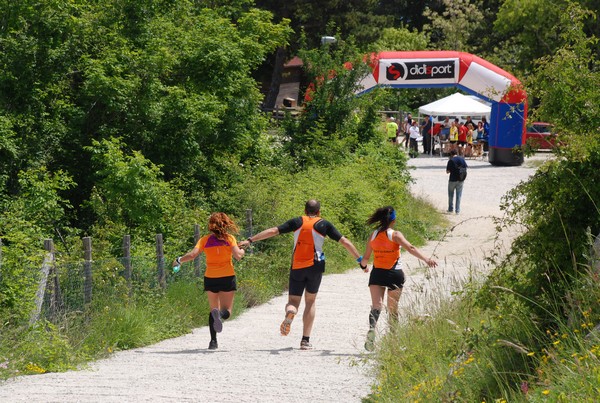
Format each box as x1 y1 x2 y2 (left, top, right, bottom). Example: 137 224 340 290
239 199 362 350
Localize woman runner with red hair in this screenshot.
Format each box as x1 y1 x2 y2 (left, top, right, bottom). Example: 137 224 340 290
173 212 245 350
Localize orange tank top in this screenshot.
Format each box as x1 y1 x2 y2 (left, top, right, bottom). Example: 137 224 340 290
370 229 402 270
195 233 237 278
292 216 325 269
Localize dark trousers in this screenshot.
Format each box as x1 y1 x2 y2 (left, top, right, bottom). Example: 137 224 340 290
423 132 431 153
410 138 418 153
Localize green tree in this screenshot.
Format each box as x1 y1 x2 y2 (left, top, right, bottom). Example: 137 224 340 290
254 0 457 106
86 138 188 242
423 0 484 51
0 0 87 190
370 27 433 113
0 0 290 228
254 0 401 109
528 3 600 133
372 26 429 52
373 0 431 30
282 37 381 168
491 0 564 72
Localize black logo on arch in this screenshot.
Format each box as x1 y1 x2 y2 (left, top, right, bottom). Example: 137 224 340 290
386 63 405 81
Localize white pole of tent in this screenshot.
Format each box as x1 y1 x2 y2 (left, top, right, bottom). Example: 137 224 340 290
430 116 434 156
417 112 421 154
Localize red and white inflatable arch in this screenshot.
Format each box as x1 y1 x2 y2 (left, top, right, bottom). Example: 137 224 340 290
358 51 528 166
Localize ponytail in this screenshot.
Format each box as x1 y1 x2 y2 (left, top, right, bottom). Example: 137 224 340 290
366 206 396 231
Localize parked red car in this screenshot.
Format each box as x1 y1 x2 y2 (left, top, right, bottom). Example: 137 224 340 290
525 122 557 149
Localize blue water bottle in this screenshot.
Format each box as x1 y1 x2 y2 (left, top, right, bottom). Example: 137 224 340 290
173 256 182 273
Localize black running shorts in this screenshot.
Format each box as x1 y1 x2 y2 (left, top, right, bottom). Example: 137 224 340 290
289 264 324 296
204 275 237 293
368 268 405 290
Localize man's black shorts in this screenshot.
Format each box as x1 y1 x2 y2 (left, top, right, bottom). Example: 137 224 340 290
204 275 237 293
289 263 324 296
368 268 405 290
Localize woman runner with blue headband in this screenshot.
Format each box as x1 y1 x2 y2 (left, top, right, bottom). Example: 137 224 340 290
358 206 437 351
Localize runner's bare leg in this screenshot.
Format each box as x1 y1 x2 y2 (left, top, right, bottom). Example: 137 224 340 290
302 292 317 337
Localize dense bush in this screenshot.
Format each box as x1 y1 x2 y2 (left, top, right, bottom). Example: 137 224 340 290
281 37 383 169
366 264 600 401
481 135 600 325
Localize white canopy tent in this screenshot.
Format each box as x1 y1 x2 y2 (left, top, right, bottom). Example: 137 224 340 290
417 92 491 155
418 92 491 116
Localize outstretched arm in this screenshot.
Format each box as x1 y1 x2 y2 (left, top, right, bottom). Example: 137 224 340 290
172 246 201 267
339 236 368 272
238 226 280 249
393 231 437 268
339 236 361 260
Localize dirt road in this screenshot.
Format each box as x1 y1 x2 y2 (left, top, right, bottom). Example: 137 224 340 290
0 153 549 402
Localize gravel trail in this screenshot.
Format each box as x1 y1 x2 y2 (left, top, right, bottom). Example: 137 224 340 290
0 152 549 402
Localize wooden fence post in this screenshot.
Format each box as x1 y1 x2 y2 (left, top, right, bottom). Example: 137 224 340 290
83 237 93 304
123 235 132 293
0 238 2 282
156 234 166 289
194 224 201 277
29 239 54 325
47 239 63 318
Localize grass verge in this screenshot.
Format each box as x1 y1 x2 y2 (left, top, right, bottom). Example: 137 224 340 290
363 263 600 402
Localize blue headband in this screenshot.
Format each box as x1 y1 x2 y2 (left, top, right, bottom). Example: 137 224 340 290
390 209 396 221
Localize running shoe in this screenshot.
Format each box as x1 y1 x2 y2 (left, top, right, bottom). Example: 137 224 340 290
280 310 296 336
211 308 223 333
300 340 313 350
364 329 376 352
208 340 218 350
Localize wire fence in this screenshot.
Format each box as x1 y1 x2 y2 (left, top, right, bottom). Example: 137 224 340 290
2 212 256 326
13 232 204 325
37 255 202 322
